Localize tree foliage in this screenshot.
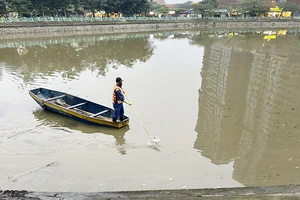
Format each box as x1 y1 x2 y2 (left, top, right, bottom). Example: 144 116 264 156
241 0 269 16
119 0 149 16
103 0 121 16
172 1 193 10
83 0 106 17
30 0 48 16
192 0 218 18
0 0 7 15
149 2 167 13
201 0 218 8
2 0 150 17
7 0 32 16
193 3 214 18
277 2 300 13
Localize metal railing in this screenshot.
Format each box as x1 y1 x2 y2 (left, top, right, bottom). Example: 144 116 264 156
0 16 298 23
0 16 200 22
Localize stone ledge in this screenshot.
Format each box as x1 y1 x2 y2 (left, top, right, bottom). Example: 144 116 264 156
0 21 300 38
1 185 300 200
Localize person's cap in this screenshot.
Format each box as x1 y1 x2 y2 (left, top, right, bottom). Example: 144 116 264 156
116 77 123 83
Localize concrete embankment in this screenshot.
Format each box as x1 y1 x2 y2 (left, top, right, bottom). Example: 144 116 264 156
1 19 300 38
1 185 300 200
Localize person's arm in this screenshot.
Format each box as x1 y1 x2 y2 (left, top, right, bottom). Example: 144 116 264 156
115 89 132 105
115 89 125 101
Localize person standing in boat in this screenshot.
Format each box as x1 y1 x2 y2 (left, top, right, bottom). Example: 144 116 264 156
112 77 131 122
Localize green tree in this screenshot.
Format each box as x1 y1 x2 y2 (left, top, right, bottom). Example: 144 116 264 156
201 0 218 8
0 0 7 15
149 2 161 11
30 0 49 16
103 0 121 16
175 8 186 15
38 0 71 16
149 2 168 14
241 0 268 17
136 0 150 16
277 2 299 17
59 0 72 16
7 0 32 16
71 0 83 16
83 0 106 17
172 1 193 10
119 0 149 16
156 6 168 14
193 3 214 19
228 5 245 17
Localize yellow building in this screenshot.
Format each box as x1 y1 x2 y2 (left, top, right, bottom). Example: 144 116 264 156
268 6 292 18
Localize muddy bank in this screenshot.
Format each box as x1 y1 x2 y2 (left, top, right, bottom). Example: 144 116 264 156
1 185 300 199
1 19 300 39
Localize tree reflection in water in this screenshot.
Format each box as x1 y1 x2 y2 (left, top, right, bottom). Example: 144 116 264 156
0 34 155 82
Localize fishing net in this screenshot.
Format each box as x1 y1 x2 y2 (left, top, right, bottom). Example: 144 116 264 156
147 136 161 146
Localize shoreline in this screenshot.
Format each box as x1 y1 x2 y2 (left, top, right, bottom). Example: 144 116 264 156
1 19 300 39
1 185 300 199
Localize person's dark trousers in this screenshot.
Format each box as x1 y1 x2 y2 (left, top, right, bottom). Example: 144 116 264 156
112 103 124 122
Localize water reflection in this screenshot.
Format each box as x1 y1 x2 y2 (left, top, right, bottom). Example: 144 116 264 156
33 109 130 155
193 30 300 186
0 34 155 82
153 32 193 40
0 31 197 84
2 30 300 188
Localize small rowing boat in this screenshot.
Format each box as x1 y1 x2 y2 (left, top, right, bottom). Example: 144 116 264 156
29 88 129 128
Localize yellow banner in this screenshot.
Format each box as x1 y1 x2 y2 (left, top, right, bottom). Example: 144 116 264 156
282 11 292 17
264 35 276 40
278 30 287 35
270 7 283 12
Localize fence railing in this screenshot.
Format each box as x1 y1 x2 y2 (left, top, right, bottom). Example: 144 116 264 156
0 16 199 22
0 16 299 23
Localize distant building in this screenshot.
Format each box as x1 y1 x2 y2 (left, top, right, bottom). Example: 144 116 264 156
164 4 175 9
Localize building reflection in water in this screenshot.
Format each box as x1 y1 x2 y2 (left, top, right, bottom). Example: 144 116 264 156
193 30 300 187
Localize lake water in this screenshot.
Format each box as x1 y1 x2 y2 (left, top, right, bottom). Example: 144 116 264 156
0 29 300 192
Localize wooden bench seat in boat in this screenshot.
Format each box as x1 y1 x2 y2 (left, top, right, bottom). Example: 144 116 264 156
91 110 109 117
46 95 66 101
67 102 87 109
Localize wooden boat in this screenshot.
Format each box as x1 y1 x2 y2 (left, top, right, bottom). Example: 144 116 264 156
29 88 129 128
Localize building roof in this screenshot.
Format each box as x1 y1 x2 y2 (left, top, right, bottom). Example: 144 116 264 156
164 4 175 9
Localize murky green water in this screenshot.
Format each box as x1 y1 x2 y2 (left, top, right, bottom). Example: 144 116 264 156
0 29 300 192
